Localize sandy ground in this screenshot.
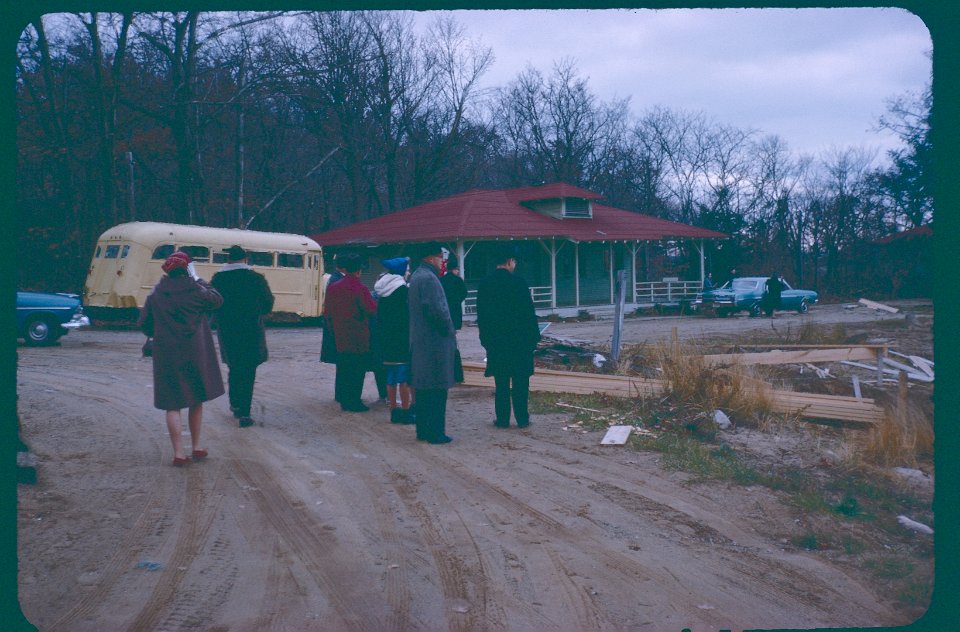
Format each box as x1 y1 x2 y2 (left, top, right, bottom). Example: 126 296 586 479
16 302 929 631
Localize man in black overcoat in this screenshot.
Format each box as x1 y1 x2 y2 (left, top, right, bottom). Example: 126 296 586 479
763 272 784 318
476 246 541 428
211 245 275 427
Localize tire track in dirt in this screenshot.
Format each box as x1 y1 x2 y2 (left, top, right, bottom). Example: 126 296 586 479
224 453 384 630
389 470 490 631
228 420 422 631
43 471 179 631
349 427 622 631
498 431 895 625
127 466 224 631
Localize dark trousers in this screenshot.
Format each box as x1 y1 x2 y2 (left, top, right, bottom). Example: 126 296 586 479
373 365 388 400
494 374 530 425
228 361 258 417
335 353 367 408
415 388 448 441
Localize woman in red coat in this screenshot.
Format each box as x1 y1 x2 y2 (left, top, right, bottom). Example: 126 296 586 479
139 252 225 465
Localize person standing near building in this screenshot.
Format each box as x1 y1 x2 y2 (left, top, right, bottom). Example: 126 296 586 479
211 245 275 428
408 242 456 444
702 272 714 291
139 251 224 465
324 253 377 412
374 257 414 424
440 255 468 383
476 246 541 429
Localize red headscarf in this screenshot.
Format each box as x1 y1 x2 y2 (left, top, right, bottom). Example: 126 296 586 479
162 251 192 273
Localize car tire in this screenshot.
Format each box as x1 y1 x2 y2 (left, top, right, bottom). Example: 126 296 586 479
23 316 60 346
716 308 729 318
797 299 809 314
749 303 762 318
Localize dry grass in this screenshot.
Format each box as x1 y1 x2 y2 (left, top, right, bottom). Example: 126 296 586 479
651 340 775 428
859 400 934 467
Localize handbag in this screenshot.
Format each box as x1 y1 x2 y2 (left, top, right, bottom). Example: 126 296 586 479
142 337 154 357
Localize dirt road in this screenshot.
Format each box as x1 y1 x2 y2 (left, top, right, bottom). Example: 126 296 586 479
17 303 923 631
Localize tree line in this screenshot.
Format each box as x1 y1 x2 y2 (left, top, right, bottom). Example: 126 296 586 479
16 11 932 297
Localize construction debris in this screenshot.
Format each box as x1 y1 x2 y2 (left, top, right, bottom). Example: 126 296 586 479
600 425 633 445
556 402 603 414
858 298 899 313
897 515 933 535
713 410 732 429
841 360 933 383
702 346 880 366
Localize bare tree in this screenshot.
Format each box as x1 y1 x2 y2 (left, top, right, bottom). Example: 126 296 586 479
635 106 712 224
495 59 628 189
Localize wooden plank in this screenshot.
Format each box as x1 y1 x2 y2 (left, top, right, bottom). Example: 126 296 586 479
702 347 877 366
858 298 899 313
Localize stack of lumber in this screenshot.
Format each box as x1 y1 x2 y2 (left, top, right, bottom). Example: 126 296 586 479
761 390 884 424
460 361 884 424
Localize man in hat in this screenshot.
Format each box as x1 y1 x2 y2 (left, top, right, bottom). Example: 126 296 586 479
323 252 377 412
476 245 541 429
440 254 468 383
211 245 275 427
407 242 456 443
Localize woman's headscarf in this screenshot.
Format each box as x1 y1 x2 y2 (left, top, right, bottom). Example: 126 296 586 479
162 251 192 274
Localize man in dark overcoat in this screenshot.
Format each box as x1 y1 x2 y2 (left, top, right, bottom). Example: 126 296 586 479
763 272 784 318
324 253 377 412
211 245 275 427
408 242 457 444
476 246 541 428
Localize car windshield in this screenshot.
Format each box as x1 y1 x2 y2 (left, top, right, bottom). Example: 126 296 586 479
732 279 760 290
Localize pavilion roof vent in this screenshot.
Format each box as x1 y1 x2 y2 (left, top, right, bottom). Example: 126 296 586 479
524 197 593 219
563 197 592 218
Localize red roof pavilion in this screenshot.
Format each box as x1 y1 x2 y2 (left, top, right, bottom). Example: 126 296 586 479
311 183 726 246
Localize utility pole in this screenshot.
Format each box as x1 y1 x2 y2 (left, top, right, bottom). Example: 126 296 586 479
126 151 135 220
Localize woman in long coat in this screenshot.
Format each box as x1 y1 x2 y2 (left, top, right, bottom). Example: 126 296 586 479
139 251 225 466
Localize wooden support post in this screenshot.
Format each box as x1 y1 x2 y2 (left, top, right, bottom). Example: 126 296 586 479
671 326 679 359
611 270 627 363
898 370 909 424
852 375 862 400
876 348 884 384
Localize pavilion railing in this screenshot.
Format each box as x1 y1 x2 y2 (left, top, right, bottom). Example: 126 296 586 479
633 280 702 304
462 280 701 315
463 286 551 315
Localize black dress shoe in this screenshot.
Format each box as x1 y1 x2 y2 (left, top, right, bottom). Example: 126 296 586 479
493 420 509 428
391 408 416 424
425 435 453 444
516 419 530 428
341 403 370 412
238 416 255 428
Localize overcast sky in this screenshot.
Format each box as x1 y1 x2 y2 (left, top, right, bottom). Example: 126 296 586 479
409 8 931 161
